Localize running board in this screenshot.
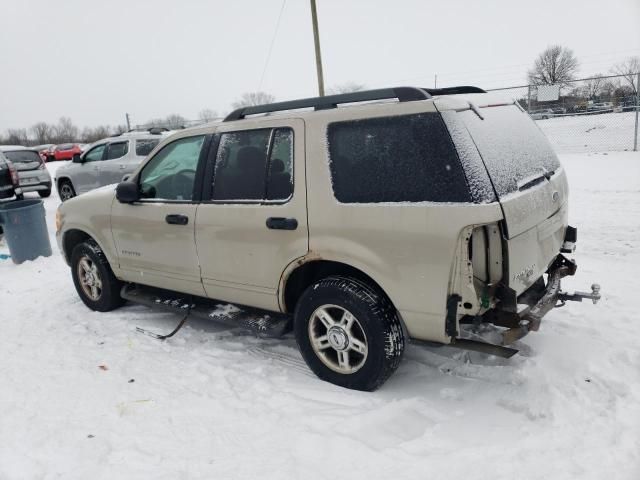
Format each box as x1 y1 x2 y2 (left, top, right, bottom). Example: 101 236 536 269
121 284 292 338
412 338 519 358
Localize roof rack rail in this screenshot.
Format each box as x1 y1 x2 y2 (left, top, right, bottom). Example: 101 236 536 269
111 127 170 137
224 87 431 121
422 86 486 96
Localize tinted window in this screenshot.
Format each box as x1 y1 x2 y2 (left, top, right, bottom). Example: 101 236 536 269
327 113 470 203
3 150 41 164
266 129 293 200
211 128 293 202
136 139 160 156
105 142 128 160
139 135 205 201
84 144 106 162
58 144 74 150
212 129 270 201
455 105 561 198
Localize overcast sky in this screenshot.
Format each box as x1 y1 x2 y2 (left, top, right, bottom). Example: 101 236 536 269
1 0 638 131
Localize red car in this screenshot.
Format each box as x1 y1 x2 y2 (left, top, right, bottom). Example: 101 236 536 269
49 143 82 161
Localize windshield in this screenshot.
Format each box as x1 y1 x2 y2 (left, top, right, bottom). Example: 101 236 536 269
3 150 41 164
450 104 560 198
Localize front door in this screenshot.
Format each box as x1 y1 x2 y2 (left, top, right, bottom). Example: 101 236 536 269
74 143 105 194
195 119 308 311
99 140 130 186
111 134 209 296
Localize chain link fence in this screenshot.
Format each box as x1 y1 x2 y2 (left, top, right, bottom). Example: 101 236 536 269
487 73 640 153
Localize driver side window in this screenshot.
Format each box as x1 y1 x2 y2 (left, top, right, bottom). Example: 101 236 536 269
139 135 205 201
84 144 106 162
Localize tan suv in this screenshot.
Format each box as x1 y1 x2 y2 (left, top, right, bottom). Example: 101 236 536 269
55 87 599 391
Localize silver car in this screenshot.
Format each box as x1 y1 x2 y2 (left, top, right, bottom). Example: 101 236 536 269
55 130 168 201
0 146 52 198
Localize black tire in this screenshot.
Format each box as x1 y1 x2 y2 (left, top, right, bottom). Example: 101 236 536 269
59 180 75 201
39 188 51 198
294 276 405 391
71 240 125 312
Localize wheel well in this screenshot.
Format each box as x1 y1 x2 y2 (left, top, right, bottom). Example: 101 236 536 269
63 229 92 260
283 260 391 313
57 177 72 189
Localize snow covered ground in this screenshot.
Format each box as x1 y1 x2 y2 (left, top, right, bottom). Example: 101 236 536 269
1 154 639 479
536 111 638 154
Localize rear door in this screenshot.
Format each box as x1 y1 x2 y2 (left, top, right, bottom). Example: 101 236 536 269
194 119 308 311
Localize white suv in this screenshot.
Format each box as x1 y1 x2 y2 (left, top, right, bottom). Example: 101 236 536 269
55 129 170 201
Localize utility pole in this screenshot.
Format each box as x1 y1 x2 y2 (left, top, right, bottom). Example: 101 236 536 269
125 113 131 131
434 74 437 88
310 0 325 97
634 72 639 152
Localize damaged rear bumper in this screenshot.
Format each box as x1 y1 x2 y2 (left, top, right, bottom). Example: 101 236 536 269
494 254 601 345
453 254 601 355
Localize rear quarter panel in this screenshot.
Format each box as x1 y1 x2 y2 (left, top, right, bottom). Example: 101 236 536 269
304 102 503 343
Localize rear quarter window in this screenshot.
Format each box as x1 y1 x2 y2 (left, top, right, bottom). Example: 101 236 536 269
326 113 471 203
136 139 160 156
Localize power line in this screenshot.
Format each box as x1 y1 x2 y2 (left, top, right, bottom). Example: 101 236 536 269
258 0 287 92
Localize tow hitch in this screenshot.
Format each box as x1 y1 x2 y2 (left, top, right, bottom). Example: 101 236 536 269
557 284 601 306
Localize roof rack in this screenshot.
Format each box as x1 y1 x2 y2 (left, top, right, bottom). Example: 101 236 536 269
111 127 170 137
224 87 431 121
422 86 486 96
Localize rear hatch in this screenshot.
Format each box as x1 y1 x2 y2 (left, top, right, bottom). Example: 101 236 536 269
440 101 568 295
3 150 42 171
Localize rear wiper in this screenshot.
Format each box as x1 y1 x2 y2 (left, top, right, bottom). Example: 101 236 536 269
517 169 555 191
468 102 484 120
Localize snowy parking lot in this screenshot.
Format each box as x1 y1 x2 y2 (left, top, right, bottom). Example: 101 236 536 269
1 153 639 479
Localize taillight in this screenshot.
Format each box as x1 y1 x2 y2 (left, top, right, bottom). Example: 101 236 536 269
6 161 19 186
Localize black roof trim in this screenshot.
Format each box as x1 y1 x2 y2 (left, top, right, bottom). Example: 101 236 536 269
422 86 487 96
224 87 432 122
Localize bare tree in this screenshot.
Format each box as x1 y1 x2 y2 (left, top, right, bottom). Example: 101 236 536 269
5 128 29 145
30 122 53 144
231 92 275 110
611 56 639 95
528 45 579 86
198 109 218 122
582 74 604 99
326 82 366 95
53 117 79 143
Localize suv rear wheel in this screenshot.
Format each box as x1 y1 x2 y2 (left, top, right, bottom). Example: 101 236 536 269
59 180 75 201
294 276 405 391
71 240 124 312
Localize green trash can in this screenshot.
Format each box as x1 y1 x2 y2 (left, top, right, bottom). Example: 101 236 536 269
0 199 52 264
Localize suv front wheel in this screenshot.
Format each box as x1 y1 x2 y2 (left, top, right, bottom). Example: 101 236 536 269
59 180 76 201
71 240 125 312
294 276 405 391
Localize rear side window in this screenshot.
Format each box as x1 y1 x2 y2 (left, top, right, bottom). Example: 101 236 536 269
327 113 470 203
211 128 293 202
136 139 160 156
105 142 128 160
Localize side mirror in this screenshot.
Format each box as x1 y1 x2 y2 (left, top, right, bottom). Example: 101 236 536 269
72 153 82 163
116 181 140 203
